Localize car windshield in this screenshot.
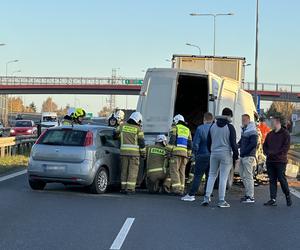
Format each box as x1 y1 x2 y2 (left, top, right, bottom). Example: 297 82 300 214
15 121 32 127
42 116 57 122
39 129 87 146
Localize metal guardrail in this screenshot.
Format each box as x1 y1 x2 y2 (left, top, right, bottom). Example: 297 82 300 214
0 135 37 157
242 82 300 93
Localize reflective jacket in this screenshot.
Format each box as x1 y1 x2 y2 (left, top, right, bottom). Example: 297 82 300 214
146 144 169 175
168 122 192 157
115 121 146 157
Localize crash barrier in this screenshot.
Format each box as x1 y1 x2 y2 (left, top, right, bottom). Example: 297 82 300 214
287 149 300 179
0 135 37 158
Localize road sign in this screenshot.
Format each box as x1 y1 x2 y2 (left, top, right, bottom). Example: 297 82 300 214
125 79 143 85
86 112 93 118
256 95 261 114
292 114 298 122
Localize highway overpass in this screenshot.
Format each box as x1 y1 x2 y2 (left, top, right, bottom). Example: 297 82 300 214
1 76 300 102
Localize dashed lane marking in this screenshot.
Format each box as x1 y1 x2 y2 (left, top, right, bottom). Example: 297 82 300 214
110 217 135 250
0 170 27 182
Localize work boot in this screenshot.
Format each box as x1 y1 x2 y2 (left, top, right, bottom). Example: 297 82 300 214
286 195 292 207
264 199 277 206
120 189 127 194
127 190 136 195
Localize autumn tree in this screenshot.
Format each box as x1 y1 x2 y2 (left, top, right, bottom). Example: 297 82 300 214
56 104 70 116
266 101 295 120
42 97 58 112
98 106 112 117
8 97 24 113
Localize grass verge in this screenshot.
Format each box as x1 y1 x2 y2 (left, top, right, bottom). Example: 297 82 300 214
0 155 28 175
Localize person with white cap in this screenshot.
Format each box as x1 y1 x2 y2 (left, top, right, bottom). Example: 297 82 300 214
146 134 171 193
114 111 146 194
168 114 192 195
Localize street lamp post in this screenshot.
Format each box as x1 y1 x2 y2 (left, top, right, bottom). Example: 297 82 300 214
186 43 201 55
6 60 19 77
254 0 259 107
190 12 234 56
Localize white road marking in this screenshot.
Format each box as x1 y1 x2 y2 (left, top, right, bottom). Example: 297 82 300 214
0 169 27 182
110 217 135 250
290 187 300 199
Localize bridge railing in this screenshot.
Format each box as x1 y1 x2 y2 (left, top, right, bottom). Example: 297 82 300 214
243 82 300 93
0 76 143 85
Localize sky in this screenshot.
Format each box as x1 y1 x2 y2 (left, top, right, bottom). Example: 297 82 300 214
1 0 300 114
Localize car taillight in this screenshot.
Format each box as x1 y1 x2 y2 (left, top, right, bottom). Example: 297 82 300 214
84 131 93 146
35 130 47 144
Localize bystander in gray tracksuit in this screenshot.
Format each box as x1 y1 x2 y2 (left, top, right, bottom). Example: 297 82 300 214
202 111 239 208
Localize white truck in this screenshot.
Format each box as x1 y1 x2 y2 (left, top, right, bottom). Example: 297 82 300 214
41 112 59 131
136 56 257 188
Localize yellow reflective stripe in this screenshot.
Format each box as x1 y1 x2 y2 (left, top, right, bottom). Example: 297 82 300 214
122 125 138 133
120 147 140 151
165 178 171 181
150 147 165 155
126 182 136 186
122 144 139 149
138 131 144 136
174 147 188 152
172 183 181 187
121 182 127 185
148 168 164 173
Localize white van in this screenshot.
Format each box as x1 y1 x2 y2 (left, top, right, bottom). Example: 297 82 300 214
41 112 59 130
137 68 256 140
137 68 257 187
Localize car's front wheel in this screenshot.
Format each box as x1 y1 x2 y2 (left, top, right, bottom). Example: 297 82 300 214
29 180 46 190
89 167 109 194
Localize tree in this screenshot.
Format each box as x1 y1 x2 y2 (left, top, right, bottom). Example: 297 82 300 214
42 97 58 112
266 101 295 120
98 106 112 117
28 102 37 113
8 97 24 113
56 104 70 116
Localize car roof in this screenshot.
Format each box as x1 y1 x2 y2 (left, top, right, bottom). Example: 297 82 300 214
48 124 114 132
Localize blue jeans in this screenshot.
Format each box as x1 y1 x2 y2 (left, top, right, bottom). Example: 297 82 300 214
188 155 210 196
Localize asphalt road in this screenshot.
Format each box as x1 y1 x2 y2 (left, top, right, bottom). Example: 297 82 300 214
0 173 300 250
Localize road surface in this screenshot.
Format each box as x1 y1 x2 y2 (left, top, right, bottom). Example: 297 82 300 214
0 172 299 250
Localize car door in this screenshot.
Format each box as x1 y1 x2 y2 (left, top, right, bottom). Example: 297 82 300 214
98 129 121 185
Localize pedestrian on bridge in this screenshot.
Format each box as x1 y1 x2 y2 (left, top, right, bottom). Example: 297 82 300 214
263 115 292 206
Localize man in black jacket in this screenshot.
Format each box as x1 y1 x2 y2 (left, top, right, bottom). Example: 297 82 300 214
263 115 292 206
238 114 258 203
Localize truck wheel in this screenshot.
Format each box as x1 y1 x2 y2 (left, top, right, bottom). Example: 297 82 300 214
90 167 108 194
29 180 46 190
226 167 234 190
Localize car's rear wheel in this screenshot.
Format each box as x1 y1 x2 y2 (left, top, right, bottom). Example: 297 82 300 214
90 167 108 194
29 180 46 190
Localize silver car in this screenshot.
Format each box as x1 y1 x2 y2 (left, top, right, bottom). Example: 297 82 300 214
28 125 121 193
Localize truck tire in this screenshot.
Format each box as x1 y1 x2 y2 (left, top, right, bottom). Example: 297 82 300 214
90 167 109 194
29 180 46 190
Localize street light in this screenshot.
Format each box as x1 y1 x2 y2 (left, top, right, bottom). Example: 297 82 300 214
190 12 234 55
254 0 259 107
6 60 19 77
186 43 201 55
11 70 21 76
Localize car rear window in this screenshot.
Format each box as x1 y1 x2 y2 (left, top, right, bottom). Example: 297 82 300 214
15 121 32 127
39 129 87 146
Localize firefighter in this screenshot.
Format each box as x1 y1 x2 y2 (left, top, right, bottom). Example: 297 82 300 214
62 108 86 125
146 135 171 194
108 109 125 127
114 111 146 194
168 114 192 195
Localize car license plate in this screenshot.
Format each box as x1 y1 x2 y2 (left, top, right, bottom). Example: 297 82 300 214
44 165 66 172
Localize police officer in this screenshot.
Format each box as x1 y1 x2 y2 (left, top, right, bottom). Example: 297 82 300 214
62 108 86 125
146 135 171 194
168 114 192 195
114 111 146 194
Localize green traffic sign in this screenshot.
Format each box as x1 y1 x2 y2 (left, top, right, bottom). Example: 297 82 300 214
124 79 143 85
